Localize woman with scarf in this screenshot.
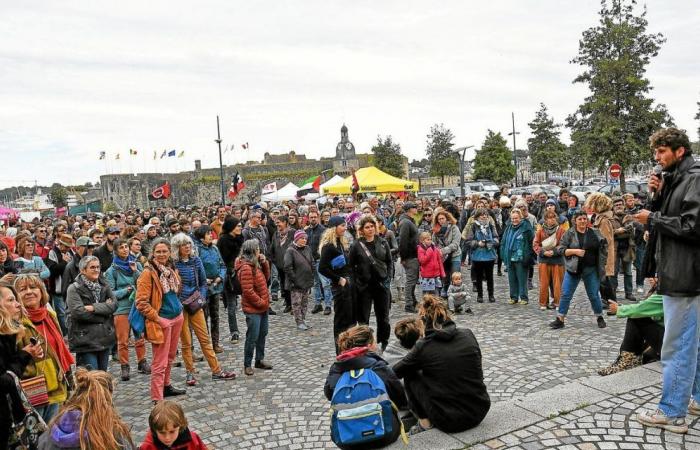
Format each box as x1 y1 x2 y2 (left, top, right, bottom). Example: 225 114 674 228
14 274 72 422
500 208 534 305
66 255 117 371
136 238 186 402
349 215 393 351
584 193 616 306
464 209 499 303
15 238 50 279
533 211 566 311
283 230 314 331
105 238 149 381
172 233 236 387
0 240 18 277
432 210 462 297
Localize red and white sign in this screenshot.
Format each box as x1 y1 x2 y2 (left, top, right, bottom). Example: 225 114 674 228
609 163 622 179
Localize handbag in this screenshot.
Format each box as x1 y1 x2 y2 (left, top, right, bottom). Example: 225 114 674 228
128 299 145 338
330 254 347 270
181 265 206 314
20 375 49 407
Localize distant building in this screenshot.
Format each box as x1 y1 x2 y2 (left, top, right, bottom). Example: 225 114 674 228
333 124 359 176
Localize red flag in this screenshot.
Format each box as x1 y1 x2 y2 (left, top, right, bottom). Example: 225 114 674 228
351 168 360 194
312 175 322 192
148 182 171 201
227 172 245 198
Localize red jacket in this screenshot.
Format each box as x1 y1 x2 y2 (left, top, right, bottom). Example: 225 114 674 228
234 257 271 314
139 429 207 450
417 244 446 278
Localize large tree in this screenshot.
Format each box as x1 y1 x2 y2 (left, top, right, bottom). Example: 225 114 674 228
426 123 458 185
566 0 673 190
473 130 516 185
371 135 405 178
528 103 568 179
48 184 68 208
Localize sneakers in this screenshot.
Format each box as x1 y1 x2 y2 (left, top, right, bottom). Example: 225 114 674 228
519 299 529 305
625 293 637 302
283 305 292 314
508 299 518 305
137 359 151 375
186 372 198 386
324 306 332 315
597 351 642 376
404 305 417 313
255 360 273 370
213 344 224 354
212 370 236 380
637 409 688 434
636 286 645 295
549 317 565 329
230 332 240 344
476 296 484 303
688 399 700 416
311 304 323 314
597 316 607 328
297 323 311 331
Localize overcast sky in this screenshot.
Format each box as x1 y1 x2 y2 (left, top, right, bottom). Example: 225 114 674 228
1 0 698 186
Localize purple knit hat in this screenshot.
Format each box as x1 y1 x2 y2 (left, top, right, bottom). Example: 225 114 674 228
294 230 308 242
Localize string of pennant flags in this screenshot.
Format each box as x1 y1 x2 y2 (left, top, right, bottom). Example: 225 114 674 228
98 142 249 160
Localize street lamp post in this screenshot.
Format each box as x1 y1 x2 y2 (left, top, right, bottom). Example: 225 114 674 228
508 112 520 187
454 145 474 198
215 116 226 205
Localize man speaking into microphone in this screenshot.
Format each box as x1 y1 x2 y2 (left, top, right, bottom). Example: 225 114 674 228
633 127 700 433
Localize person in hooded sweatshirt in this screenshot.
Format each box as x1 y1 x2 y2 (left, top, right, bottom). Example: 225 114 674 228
38 368 134 450
324 325 408 449
393 294 490 434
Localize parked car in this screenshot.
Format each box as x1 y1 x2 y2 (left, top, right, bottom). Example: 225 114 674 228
476 180 500 196
436 186 471 199
569 185 598 202
597 181 648 196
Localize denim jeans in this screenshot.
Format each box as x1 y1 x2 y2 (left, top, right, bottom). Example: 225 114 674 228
313 260 332 307
403 258 419 308
557 266 604 317
658 295 700 418
506 261 528 301
244 312 269 367
634 241 646 288
76 349 110 371
613 256 634 295
51 294 68 335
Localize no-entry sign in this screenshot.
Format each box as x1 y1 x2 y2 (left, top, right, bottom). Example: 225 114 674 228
609 163 622 179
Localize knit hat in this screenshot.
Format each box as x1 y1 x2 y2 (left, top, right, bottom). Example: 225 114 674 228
328 216 345 228
545 198 557 206
294 230 308 242
222 217 240 234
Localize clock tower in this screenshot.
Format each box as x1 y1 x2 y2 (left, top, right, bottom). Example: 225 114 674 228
333 123 359 176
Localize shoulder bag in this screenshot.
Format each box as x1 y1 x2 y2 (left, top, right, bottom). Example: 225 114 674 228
181 264 206 314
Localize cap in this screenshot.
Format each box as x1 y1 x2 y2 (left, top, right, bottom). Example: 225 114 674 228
404 201 418 210
328 216 345 228
76 236 98 247
106 226 120 234
545 198 557 206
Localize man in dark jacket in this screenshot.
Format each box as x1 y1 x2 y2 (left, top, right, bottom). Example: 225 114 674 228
94 226 119 273
306 211 332 315
270 216 296 313
398 202 419 313
635 128 700 433
44 234 75 334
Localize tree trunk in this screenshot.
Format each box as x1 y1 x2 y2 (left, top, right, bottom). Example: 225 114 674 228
441 174 445 186
619 170 626 193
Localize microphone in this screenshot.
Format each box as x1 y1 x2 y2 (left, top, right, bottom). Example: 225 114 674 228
650 164 663 194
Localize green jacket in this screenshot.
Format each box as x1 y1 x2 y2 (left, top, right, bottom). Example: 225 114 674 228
105 263 143 315
617 293 663 325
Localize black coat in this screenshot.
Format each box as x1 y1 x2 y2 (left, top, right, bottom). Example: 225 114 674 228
0 259 18 277
305 223 325 261
348 237 392 290
66 277 117 353
0 333 32 422
93 243 113 273
217 233 244 269
283 244 314 291
397 214 418 260
393 321 490 433
61 254 82 299
647 156 700 296
319 240 352 285
270 228 295 270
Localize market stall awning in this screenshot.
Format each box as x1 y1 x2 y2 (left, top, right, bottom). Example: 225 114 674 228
324 167 417 194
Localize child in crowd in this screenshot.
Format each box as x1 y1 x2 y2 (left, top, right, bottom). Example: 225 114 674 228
139 401 207 450
382 317 424 366
417 232 445 296
447 272 472 314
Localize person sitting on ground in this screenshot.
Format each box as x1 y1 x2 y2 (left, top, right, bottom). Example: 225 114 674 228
393 295 491 434
139 400 208 450
382 317 424 367
598 282 664 376
447 271 472 314
324 325 408 449
38 368 134 450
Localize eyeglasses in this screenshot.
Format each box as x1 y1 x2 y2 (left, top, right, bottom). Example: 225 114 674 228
87 266 101 271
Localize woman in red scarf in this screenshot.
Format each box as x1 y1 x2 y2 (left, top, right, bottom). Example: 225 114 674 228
14 274 73 422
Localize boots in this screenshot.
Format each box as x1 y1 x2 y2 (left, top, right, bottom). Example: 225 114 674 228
597 351 642 376
138 359 151 375
120 364 130 381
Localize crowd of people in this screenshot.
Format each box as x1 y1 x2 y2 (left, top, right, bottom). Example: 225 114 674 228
0 126 698 447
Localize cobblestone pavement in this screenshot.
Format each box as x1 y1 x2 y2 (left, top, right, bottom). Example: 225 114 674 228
109 269 686 449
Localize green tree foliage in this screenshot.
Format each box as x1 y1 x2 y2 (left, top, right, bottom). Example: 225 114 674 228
473 130 516 185
695 100 700 140
426 123 458 185
528 103 568 177
371 135 405 178
48 184 68 208
566 0 673 190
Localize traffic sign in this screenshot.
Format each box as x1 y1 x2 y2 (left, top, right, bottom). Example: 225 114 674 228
609 163 622 179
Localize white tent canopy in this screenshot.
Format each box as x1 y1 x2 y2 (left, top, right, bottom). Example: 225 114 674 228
319 175 344 195
261 182 299 202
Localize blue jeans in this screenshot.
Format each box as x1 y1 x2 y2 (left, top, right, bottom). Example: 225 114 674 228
658 295 700 418
51 294 68 335
634 242 646 288
244 312 269 367
506 261 529 301
557 266 603 317
614 256 634 295
224 291 239 335
76 350 110 371
36 402 59 423
313 260 332 307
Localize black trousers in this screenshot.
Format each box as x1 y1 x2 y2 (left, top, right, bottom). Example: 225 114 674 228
205 292 222 345
356 281 391 346
473 260 495 297
332 282 356 354
620 317 664 356
276 269 292 308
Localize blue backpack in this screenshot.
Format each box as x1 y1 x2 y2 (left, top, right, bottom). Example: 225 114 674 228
330 368 407 447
